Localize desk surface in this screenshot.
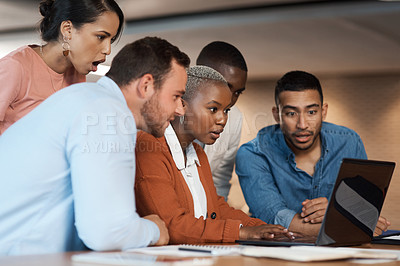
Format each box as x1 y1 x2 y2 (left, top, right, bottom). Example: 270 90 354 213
1 244 400 266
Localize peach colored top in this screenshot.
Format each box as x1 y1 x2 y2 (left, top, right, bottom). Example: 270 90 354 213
0 45 85 134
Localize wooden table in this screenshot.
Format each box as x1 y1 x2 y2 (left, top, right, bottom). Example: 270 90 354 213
1 244 400 266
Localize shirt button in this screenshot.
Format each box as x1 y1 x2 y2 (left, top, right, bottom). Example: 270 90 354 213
211 212 217 219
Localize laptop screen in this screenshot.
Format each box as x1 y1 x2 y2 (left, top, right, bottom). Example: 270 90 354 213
316 158 395 246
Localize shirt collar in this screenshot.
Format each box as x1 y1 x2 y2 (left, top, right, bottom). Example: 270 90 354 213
164 124 200 170
271 127 294 161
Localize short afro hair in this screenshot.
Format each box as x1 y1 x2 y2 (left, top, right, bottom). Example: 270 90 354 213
183 65 228 103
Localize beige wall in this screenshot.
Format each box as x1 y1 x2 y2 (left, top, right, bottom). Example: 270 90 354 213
228 73 400 228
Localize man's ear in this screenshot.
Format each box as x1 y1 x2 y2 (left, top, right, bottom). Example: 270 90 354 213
272 106 280 123
60 20 72 40
137 74 155 100
322 102 328 121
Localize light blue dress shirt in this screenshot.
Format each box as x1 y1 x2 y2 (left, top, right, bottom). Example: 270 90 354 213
0 76 159 255
235 122 368 229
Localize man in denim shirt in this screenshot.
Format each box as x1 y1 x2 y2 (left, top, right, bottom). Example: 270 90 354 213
236 71 390 236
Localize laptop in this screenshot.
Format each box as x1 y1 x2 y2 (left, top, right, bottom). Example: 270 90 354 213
236 158 396 247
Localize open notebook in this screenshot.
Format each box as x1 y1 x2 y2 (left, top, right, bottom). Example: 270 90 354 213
237 158 396 247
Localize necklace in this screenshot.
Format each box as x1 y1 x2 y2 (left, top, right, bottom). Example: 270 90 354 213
39 45 57 93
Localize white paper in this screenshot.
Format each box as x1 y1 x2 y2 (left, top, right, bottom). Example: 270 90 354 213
240 246 399 262
128 245 240 257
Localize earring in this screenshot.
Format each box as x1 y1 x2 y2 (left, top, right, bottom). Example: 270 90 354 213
62 35 70 57
179 115 185 125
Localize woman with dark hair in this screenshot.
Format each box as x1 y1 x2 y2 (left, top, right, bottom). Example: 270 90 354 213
135 66 294 244
0 0 124 134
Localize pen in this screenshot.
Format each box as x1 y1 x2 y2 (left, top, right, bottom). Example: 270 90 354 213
178 247 213 254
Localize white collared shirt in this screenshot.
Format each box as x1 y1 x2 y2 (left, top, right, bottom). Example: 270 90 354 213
164 125 207 220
